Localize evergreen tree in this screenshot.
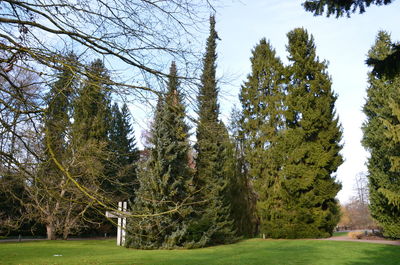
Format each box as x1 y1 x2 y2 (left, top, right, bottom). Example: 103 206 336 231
228 107 259 237
37 53 84 239
194 16 237 245
239 39 285 237
71 59 115 232
276 28 342 238
109 103 140 202
303 0 393 17
126 62 196 249
73 59 111 144
362 31 400 238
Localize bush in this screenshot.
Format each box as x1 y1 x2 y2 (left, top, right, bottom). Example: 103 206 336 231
348 231 364 239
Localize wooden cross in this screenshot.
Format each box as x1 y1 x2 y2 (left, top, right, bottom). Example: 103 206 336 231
106 201 127 246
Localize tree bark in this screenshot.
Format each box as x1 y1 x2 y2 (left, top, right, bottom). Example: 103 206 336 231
46 224 56 240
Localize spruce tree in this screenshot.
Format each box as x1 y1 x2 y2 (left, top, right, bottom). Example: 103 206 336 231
126 62 196 249
194 16 236 245
277 28 342 238
109 103 140 202
239 39 285 237
228 107 259 237
362 31 400 238
71 59 115 230
38 53 81 239
73 59 111 143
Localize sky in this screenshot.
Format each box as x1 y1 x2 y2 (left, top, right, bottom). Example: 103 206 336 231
212 0 400 203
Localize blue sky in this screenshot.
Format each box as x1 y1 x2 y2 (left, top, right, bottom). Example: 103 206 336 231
214 0 400 203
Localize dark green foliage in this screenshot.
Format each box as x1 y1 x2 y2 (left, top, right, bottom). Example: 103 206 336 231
126 62 196 249
228 107 259 237
109 103 140 202
239 39 285 237
37 53 87 239
70 59 115 232
366 44 400 79
302 0 393 17
0 172 27 235
362 31 400 239
72 59 113 187
194 16 237 245
73 59 112 144
274 28 343 238
240 30 343 239
278 28 342 238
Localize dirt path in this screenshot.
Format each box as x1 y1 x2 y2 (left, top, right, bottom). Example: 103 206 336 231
321 236 400 246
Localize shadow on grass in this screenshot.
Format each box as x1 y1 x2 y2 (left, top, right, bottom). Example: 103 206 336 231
347 244 400 265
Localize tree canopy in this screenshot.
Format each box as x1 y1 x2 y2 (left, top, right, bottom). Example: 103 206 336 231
302 0 393 17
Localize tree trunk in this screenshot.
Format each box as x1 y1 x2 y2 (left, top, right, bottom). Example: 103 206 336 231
46 224 56 240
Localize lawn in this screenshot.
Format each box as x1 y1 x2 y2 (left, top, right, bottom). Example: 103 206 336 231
332 231 349 237
1 238 399 265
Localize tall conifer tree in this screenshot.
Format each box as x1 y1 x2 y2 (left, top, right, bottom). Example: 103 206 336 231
71 59 115 230
194 16 236 245
109 103 140 202
38 53 83 239
277 28 342 238
73 59 111 143
239 39 285 236
228 107 259 237
126 62 196 249
362 31 400 238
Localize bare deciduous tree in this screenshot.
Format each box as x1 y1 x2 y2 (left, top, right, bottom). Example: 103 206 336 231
0 0 215 236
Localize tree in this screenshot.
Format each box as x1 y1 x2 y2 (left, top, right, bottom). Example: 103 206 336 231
0 66 40 235
126 62 196 249
239 39 285 237
194 16 237 245
69 59 117 233
302 0 393 17
109 103 140 202
23 53 94 240
276 28 343 238
362 31 400 238
0 0 215 216
228 106 259 237
338 172 375 230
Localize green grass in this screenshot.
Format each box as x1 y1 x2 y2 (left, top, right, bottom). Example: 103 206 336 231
332 231 349 237
1 238 399 265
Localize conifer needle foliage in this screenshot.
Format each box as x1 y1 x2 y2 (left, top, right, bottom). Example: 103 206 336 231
362 31 400 239
240 29 343 239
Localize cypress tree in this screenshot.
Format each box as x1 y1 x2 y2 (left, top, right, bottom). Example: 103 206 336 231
277 28 342 238
362 31 400 238
109 103 140 202
126 62 196 249
194 16 236 245
239 39 285 237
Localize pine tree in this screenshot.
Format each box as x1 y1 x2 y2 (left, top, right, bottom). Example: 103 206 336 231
362 31 400 239
193 16 237 245
239 39 285 237
109 103 140 202
276 28 343 238
126 62 196 249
